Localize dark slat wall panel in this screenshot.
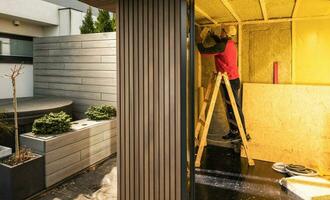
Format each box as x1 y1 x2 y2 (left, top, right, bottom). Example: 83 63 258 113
118 0 188 199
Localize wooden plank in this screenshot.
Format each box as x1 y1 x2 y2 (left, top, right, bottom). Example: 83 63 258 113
34 56 102 63
82 40 116 48
65 63 116 71
292 0 301 18
259 0 268 20
45 131 107 164
46 152 81 175
46 122 110 152
34 70 116 78
148 0 155 198
80 137 116 160
46 149 110 187
238 24 243 80
152 0 160 198
34 32 115 44
220 0 241 22
195 5 218 25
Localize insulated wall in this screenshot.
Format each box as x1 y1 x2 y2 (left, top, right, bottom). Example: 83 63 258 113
293 18 330 85
243 83 330 175
118 0 188 200
241 22 292 84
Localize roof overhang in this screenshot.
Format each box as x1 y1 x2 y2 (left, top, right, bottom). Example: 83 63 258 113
80 0 117 13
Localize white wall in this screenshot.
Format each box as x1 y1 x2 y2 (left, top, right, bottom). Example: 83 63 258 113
0 18 44 37
0 0 60 25
0 64 33 99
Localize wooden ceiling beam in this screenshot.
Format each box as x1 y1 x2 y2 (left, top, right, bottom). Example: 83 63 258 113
259 0 268 21
220 0 241 22
195 5 218 25
292 0 301 18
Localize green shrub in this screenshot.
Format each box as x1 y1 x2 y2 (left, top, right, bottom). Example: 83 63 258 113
80 7 96 34
0 112 13 135
85 105 116 120
32 111 72 135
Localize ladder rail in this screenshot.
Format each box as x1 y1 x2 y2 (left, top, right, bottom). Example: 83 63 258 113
195 73 222 167
223 74 255 166
194 74 215 144
194 72 255 167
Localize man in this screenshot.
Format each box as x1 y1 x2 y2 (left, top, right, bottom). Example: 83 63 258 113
197 25 250 141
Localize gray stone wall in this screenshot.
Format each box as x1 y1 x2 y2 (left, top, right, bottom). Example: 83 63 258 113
33 33 117 119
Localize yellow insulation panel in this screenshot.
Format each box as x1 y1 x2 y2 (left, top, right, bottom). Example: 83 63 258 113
294 18 330 85
196 0 236 23
295 0 330 18
242 83 330 175
265 0 295 19
241 22 292 83
229 0 263 21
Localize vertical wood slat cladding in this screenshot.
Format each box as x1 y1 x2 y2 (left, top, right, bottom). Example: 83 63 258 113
118 0 187 199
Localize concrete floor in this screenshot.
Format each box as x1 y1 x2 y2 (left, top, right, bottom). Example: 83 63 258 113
34 157 117 200
195 146 301 200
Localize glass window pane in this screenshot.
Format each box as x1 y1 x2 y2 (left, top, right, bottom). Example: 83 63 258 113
0 37 33 57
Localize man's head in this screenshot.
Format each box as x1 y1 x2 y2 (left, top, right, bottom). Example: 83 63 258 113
221 25 237 38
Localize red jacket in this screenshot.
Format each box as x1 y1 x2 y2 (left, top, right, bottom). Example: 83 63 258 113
199 39 239 80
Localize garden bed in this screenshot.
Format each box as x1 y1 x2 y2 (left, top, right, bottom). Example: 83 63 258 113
20 119 117 187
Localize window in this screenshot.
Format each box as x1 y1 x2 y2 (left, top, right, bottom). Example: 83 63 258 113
0 33 33 64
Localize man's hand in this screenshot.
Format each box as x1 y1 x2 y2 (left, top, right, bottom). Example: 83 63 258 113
196 33 203 43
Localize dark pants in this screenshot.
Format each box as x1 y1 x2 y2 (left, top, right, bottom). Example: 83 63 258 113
221 78 246 132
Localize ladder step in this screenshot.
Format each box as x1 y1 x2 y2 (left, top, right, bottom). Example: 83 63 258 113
198 118 205 126
225 100 231 105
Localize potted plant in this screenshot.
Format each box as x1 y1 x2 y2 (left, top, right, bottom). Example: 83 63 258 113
0 65 45 200
21 105 117 187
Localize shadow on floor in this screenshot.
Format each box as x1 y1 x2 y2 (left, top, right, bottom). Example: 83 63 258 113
195 146 302 200
33 157 117 200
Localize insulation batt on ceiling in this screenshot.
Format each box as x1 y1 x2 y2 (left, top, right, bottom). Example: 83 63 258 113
195 0 330 25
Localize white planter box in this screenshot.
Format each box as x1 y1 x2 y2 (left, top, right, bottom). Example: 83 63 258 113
0 146 12 159
20 119 117 187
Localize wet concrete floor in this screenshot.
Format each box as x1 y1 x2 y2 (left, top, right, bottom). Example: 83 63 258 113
195 146 301 200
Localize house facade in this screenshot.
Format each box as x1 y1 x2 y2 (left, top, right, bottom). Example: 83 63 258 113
0 0 98 99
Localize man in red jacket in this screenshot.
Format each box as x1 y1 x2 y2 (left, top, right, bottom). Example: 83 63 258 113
197 26 250 141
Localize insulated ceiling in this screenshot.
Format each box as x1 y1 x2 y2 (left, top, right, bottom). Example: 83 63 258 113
195 0 236 24
265 0 295 18
196 0 330 25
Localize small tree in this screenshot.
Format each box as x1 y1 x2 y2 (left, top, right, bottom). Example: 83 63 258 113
4 64 23 159
95 9 116 32
80 7 95 34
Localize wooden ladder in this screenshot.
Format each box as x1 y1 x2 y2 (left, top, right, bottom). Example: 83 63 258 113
194 72 255 168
